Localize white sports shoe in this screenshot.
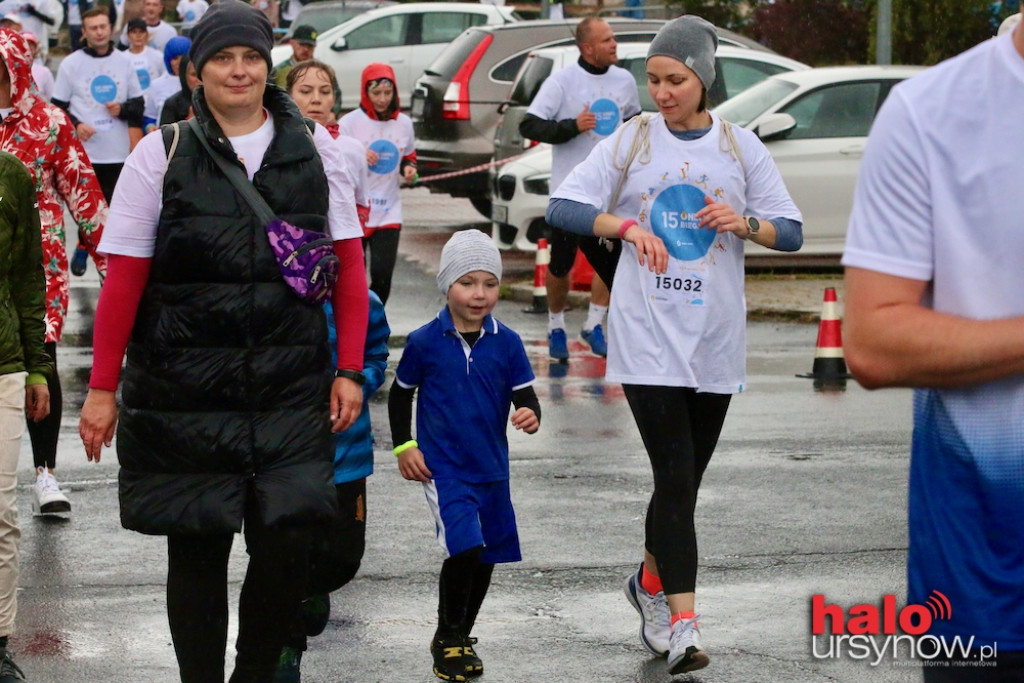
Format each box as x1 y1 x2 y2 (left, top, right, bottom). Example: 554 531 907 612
667 614 710 675
32 467 71 515
623 565 670 656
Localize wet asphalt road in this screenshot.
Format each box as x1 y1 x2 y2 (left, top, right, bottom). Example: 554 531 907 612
12 190 919 682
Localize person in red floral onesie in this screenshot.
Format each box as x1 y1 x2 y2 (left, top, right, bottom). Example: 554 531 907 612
0 28 108 517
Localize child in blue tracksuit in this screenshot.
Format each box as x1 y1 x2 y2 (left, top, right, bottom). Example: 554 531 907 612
277 291 390 680
388 230 540 682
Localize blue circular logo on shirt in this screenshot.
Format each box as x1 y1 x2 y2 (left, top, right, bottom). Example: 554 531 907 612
136 68 150 90
650 184 715 261
90 74 117 104
368 139 399 175
590 97 620 136
184 9 196 20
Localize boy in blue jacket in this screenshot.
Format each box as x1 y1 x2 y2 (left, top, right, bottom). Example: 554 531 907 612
277 290 390 681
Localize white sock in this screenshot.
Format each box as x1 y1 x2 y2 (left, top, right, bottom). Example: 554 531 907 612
584 303 608 332
548 312 566 333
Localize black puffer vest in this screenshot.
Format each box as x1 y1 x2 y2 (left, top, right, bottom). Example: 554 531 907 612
116 85 337 535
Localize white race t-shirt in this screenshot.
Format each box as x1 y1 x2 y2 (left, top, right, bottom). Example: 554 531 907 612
31 62 54 101
337 108 414 228
526 62 640 191
144 73 181 124
127 46 166 91
52 48 144 163
335 133 367 208
554 114 800 392
843 29 1024 428
176 0 208 28
99 114 361 256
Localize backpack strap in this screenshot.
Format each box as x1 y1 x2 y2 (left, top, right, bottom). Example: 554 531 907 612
162 121 182 163
608 113 651 212
718 118 746 173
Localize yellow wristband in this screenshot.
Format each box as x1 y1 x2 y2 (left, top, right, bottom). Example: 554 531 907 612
393 440 418 457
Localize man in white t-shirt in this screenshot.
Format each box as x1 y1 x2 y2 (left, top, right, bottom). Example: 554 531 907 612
52 6 144 203
519 17 641 360
124 17 166 91
119 0 177 51
843 8 1024 678
175 0 208 35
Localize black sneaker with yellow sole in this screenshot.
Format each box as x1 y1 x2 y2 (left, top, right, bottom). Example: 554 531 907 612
430 635 473 682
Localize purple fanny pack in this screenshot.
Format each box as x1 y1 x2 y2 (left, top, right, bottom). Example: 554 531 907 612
265 219 339 304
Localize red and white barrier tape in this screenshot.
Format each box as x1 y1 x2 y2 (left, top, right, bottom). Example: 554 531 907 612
413 150 532 185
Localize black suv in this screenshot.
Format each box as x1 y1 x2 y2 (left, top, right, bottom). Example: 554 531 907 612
410 18 667 217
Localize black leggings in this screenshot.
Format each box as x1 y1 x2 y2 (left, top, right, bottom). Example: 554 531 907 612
166 510 310 683
363 228 401 305
285 480 368 650
92 163 123 204
26 342 60 469
546 225 622 288
437 546 494 639
623 385 731 596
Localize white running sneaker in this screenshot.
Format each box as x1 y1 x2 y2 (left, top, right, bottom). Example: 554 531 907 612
623 564 670 656
667 614 710 675
32 467 71 515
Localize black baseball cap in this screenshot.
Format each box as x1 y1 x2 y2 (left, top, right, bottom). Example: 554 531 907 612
291 24 318 45
127 17 147 32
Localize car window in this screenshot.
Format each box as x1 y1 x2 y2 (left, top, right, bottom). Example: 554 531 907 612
421 12 489 44
713 78 798 127
492 52 535 83
295 6 374 35
718 58 794 101
425 29 488 79
781 81 882 139
622 56 654 111
509 55 555 105
345 14 407 49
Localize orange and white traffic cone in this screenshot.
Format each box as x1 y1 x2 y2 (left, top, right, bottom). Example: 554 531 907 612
523 238 549 314
797 287 853 383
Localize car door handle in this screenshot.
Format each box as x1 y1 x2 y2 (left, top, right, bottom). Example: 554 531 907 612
839 145 864 156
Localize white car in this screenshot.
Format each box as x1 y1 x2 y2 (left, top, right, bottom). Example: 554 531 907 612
271 2 518 111
490 42 810 251
714 65 926 255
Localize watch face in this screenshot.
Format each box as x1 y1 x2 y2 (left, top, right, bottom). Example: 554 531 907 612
747 217 760 233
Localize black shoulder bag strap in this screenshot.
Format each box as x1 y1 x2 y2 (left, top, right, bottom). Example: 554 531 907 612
184 117 277 225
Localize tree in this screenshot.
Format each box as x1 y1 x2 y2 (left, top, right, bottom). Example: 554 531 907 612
885 0 998 64
748 0 870 65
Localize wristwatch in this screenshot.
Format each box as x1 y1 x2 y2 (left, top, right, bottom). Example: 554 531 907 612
746 216 761 238
335 369 366 386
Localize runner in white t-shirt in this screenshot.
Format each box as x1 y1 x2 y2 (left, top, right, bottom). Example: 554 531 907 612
175 0 208 34
124 17 166 90
843 21 1024 678
521 17 641 360
338 62 415 305
548 17 801 677
51 6 144 202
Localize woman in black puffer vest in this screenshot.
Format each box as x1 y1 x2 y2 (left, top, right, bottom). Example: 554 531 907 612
77 1 370 680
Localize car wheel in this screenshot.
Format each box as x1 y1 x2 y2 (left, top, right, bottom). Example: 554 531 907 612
469 196 492 220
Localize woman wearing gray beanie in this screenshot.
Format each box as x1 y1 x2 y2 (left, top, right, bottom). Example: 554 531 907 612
545 13 804 676
78 1 370 681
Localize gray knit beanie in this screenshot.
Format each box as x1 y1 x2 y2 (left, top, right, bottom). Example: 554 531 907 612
437 230 503 294
189 0 274 78
646 15 718 89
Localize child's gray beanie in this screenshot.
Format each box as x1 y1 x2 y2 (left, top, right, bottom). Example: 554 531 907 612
437 229 503 294
646 15 719 89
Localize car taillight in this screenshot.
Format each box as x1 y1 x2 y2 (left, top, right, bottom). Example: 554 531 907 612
442 34 493 120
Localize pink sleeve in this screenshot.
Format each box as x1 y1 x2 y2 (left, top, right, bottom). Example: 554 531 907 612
89 254 152 391
332 238 369 373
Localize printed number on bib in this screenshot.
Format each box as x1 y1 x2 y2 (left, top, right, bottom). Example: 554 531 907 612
645 264 707 307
